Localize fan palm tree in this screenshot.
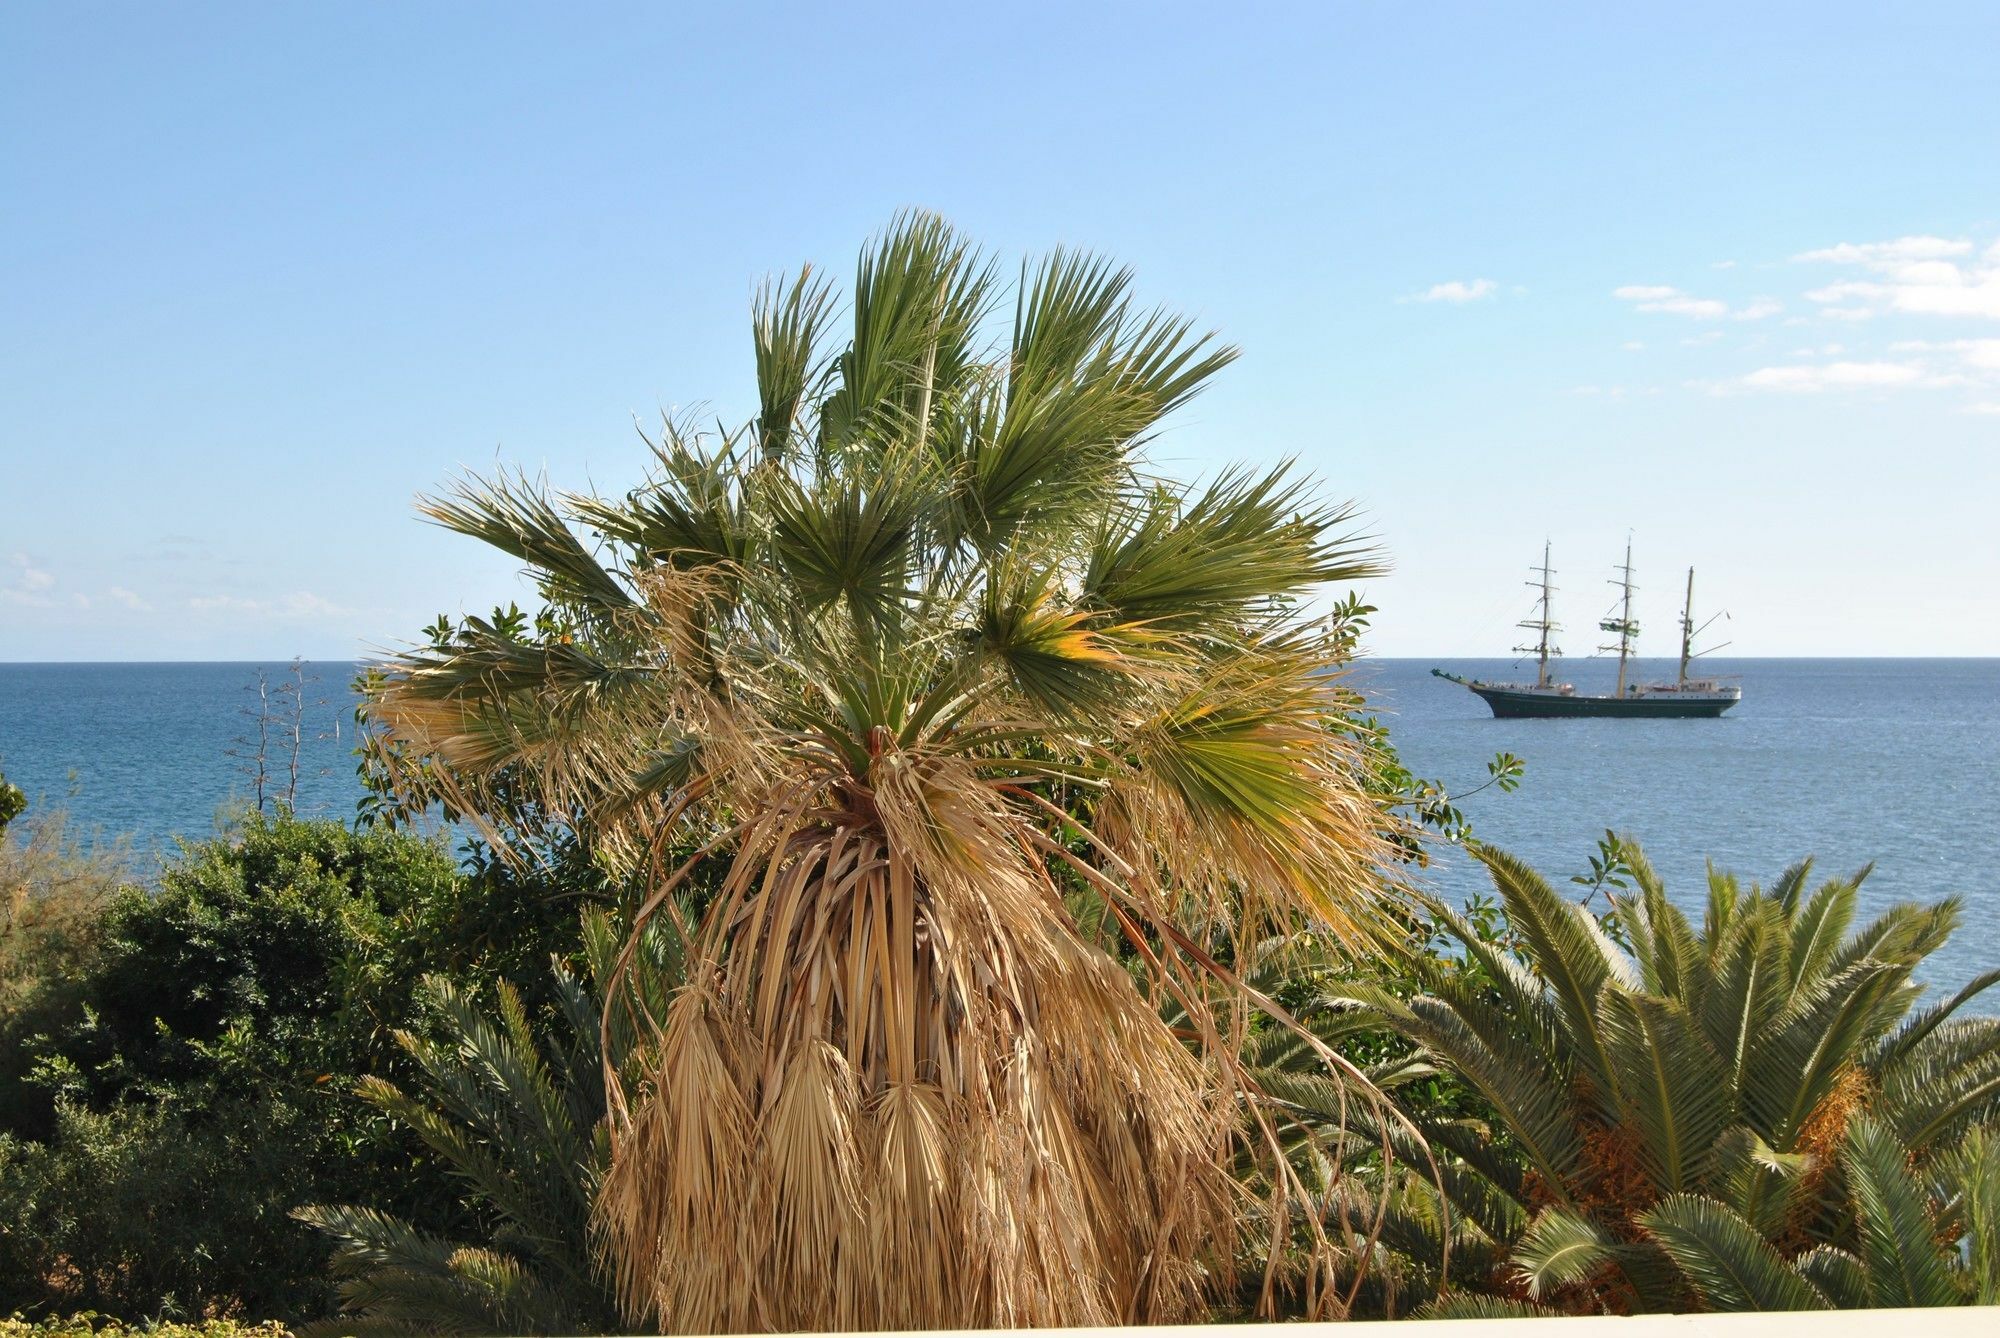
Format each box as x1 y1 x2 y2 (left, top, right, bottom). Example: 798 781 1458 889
1338 843 2000 1314
297 910 685 1334
364 213 1397 1331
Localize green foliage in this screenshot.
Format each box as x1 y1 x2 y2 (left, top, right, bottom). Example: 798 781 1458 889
1 1318 289 1338
0 774 25 839
0 812 128 1136
1335 839 2000 1314
297 909 687 1335
0 814 595 1324
1320 596 1524 859
1637 1115 2000 1310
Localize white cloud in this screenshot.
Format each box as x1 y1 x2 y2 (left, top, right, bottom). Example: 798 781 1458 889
106 586 150 611
188 590 354 618
1613 284 1768 320
9 553 54 592
3 554 56 606
1410 278 1498 303
1965 402 2000 415
1890 338 2000 372
1621 340 1646 351
1712 260 1738 270
280 592 352 617
1796 236 1973 266
1796 235 2000 321
1732 359 1961 393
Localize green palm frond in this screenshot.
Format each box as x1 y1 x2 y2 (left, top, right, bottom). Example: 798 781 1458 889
1511 1208 1618 1299
1473 846 1631 1102
1841 1116 1966 1308
1784 871 1858 1002
1415 1293 1558 1319
1936 1124 2000 1304
295 920 679 1334
754 266 837 461
1879 968 2000 1066
422 469 636 617
1616 867 1704 1005
1084 463 1378 628
1872 1017 2000 1154
1599 988 1731 1193
1711 1124 1815 1236
1697 901 1791 1114
819 211 995 451
1793 1245 1871 1309
1749 959 1916 1146
1639 1193 1830 1311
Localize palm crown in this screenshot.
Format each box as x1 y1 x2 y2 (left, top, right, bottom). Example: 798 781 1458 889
1343 844 2000 1314
367 213 1392 1330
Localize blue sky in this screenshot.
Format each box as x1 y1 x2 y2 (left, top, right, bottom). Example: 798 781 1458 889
3 2 1996 661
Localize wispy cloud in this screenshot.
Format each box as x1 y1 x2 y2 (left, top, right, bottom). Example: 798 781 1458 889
187 590 355 618
3 553 56 607
1730 359 1965 393
1795 235 2000 320
1613 284 1779 321
106 586 151 611
1889 337 2000 372
1408 278 1498 304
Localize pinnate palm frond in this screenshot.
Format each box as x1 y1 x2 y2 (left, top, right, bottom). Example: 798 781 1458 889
1473 847 1632 1104
296 931 671 1335
1415 1293 1558 1319
1841 1115 1965 1308
1639 1193 1830 1311
1511 1208 1618 1299
1935 1123 2000 1304
1599 988 1731 1194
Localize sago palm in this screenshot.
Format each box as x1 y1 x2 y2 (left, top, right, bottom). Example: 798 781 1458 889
365 213 1397 1330
1640 1117 2000 1310
1338 843 2000 1314
297 910 685 1334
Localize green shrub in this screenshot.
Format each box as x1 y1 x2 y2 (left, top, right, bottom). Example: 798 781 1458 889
0 811 130 1138
0 813 598 1323
1 1317 289 1338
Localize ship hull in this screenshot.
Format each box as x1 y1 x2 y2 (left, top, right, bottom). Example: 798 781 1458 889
1466 683 1738 719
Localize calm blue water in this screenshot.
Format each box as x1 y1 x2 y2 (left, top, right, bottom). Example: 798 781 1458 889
1352 657 1999 999
2 658 1995 997
0 662 370 851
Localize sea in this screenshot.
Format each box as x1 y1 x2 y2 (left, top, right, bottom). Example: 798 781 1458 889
2 658 1995 999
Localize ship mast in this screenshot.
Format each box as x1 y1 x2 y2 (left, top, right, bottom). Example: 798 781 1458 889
1513 540 1561 687
1678 567 1696 686
1599 536 1639 696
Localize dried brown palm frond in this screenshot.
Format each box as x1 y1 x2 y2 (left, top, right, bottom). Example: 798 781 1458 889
365 212 1411 1331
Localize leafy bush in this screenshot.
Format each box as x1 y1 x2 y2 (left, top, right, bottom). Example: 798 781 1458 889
298 908 686 1335
0 811 130 1138
0 814 597 1323
0 1318 289 1338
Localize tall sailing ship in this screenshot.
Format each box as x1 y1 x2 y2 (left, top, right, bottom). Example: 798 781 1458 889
1433 539 1742 718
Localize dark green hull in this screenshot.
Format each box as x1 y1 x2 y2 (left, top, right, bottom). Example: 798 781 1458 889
1465 682 1738 719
